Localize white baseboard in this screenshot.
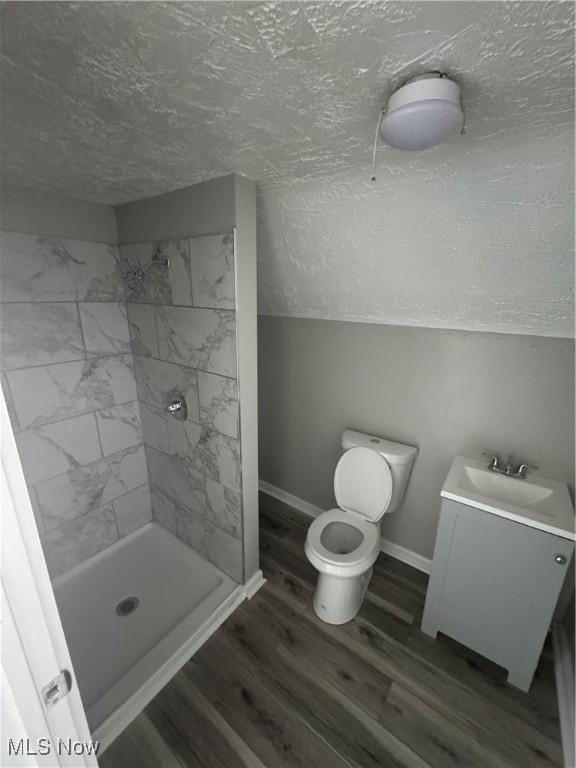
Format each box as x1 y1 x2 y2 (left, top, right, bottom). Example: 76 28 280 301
259 480 432 574
243 568 266 599
379 537 431 576
552 622 575 768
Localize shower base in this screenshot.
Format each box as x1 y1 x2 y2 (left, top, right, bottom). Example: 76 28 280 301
52 522 260 752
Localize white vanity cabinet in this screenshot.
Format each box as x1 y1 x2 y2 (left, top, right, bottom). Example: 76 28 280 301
421 499 575 691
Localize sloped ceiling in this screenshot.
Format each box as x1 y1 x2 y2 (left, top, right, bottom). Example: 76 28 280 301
1 1 574 336
0 1 573 203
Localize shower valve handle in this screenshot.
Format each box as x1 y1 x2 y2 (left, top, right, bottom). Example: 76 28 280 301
165 392 188 421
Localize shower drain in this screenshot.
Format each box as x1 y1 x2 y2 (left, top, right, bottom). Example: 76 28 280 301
115 596 139 617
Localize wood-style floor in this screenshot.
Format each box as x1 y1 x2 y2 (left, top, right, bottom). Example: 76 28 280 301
100 493 562 768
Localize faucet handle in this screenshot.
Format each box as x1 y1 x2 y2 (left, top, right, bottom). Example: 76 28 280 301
482 451 502 471
514 462 538 479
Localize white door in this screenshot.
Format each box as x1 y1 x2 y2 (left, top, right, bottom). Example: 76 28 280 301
1 394 98 767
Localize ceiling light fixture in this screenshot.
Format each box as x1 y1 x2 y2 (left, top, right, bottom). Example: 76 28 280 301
379 72 464 151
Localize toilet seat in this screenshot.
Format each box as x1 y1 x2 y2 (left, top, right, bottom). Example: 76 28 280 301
305 508 380 577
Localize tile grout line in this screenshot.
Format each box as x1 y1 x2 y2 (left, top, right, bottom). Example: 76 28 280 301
148 477 241 543
1 299 234 310
39 481 152 539
4 348 238 382
134 351 238 383
3 349 131 373
1 298 124 305
143 436 242 494
35 441 145 496
127 299 236 312
141 401 238 443
10 398 142 433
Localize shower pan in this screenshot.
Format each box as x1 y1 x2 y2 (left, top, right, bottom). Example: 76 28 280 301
53 524 242 747
0 175 260 752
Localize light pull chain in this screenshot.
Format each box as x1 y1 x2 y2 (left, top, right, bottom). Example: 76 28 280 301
371 109 385 181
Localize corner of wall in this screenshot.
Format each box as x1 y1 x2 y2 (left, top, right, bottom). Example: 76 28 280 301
233 175 260 583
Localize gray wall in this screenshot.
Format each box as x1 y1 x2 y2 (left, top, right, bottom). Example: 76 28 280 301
116 175 235 244
258 316 575 559
0 181 118 243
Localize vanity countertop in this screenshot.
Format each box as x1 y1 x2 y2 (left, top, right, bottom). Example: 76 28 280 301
441 455 575 541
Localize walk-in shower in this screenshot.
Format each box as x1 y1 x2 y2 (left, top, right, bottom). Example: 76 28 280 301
0 174 260 750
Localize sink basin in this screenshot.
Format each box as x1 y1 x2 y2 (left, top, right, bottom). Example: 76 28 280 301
460 466 554 508
442 456 575 539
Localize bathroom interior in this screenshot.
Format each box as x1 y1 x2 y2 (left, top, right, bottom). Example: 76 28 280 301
0 2 574 767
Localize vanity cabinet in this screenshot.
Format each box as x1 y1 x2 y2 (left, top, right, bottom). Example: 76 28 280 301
421 499 574 691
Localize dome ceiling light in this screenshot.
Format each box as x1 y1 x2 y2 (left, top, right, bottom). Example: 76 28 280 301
379 72 465 152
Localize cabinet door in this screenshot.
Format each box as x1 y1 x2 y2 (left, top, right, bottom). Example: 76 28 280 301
423 500 574 688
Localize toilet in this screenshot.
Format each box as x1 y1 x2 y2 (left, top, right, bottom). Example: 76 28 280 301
305 429 417 625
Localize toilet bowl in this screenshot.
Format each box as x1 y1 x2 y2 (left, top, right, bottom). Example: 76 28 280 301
305 508 381 624
305 430 417 625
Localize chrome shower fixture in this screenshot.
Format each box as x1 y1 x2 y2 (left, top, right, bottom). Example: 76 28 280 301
150 257 170 269
121 256 170 292
165 389 187 421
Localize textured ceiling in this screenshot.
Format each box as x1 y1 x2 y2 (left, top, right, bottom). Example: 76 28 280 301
257 128 574 337
0 1 574 204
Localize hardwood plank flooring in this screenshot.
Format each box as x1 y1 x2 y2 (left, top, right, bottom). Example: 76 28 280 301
100 492 562 768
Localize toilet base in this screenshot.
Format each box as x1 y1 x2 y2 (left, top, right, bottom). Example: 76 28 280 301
312 567 373 625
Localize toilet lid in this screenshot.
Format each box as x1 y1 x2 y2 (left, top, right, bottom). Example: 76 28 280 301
334 447 393 522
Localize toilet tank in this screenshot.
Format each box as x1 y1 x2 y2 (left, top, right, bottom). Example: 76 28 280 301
341 429 417 514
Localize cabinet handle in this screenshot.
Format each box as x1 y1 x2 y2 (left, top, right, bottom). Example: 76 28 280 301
554 555 567 565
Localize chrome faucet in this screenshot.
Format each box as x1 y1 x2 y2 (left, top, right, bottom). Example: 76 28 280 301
482 451 504 472
482 451 538 479
506 462 538 479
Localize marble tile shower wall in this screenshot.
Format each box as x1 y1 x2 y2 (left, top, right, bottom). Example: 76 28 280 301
0 232 152 578
121 233 243 582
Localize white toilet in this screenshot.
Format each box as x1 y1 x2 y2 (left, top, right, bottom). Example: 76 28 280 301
305 429 417 625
